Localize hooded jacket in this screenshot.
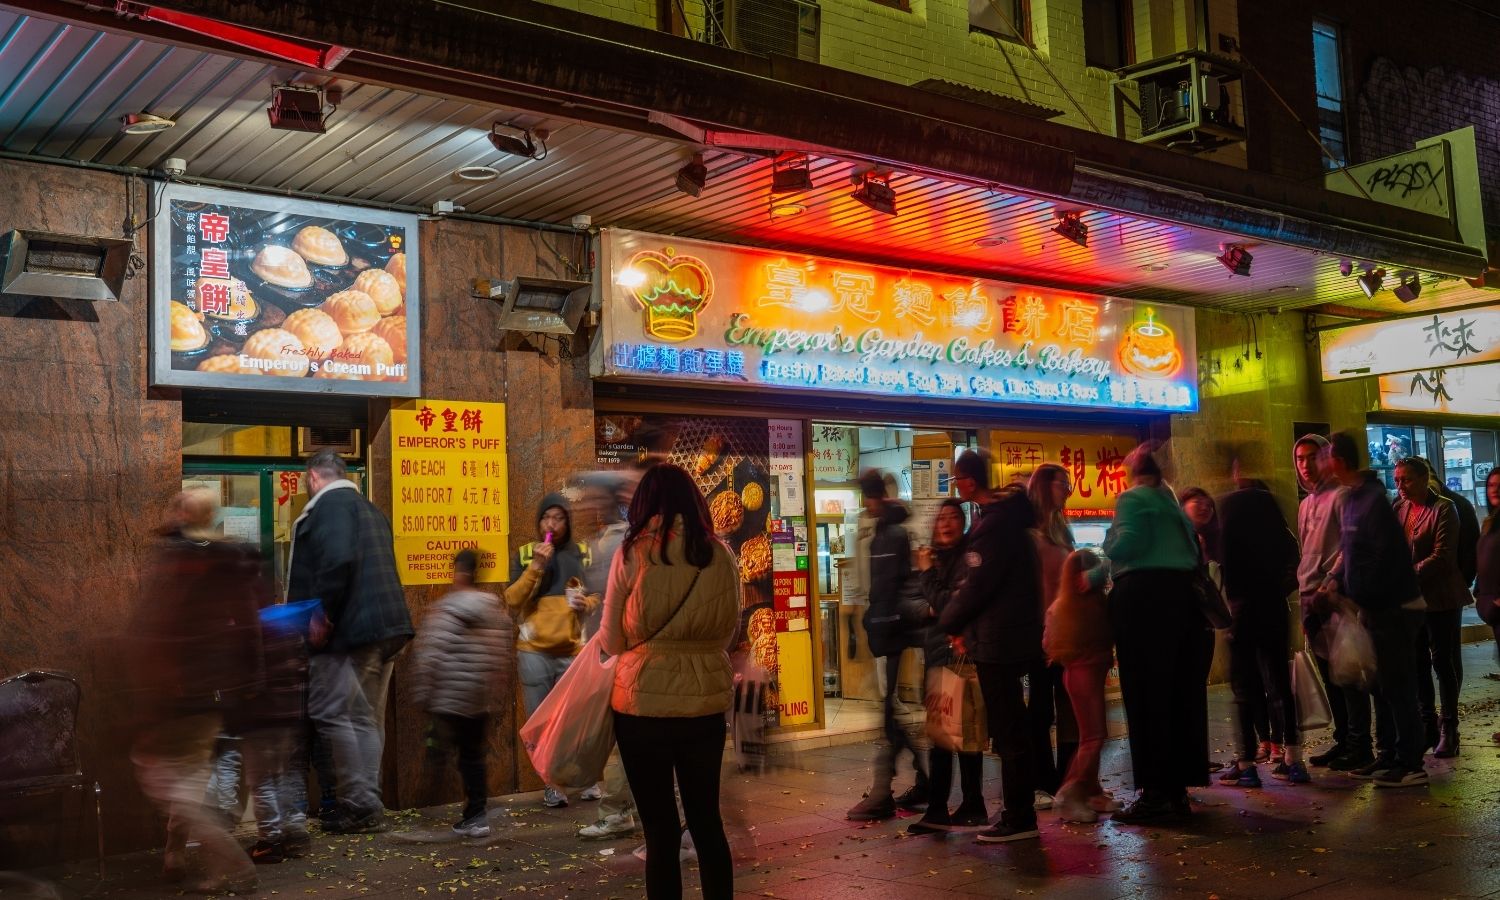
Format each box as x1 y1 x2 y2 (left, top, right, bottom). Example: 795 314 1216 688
601 517 739 717
409 587 515 717
939 488 1044 666
862 499 918 658
506 493 598 656
1294 435 1346 623
1331 471 1422 612
1393 491 1472 612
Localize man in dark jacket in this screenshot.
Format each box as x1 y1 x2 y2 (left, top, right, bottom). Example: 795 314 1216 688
1322 432 1428 789
847 470 928 820
941 449 1043 843
289 449 413 833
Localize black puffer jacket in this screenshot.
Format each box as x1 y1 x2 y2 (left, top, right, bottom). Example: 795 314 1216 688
862 500 918 658
939 489 1044 666
905 543 966 667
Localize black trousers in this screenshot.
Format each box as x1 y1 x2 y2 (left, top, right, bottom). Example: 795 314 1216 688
872 653 927 796
926 750 984 818
430 713 489 820
1230 604 1298 760
1025 661 1076 795
614 711 733 900
1416 609 1464 723
1314 651 1371 754
974 661 1037 829
1367 607 1427 770
1109 570 1214 797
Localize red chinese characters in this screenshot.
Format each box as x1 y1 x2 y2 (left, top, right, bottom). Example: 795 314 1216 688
198 212 230 244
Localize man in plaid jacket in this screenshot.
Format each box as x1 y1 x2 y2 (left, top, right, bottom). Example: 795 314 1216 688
289 449 413 834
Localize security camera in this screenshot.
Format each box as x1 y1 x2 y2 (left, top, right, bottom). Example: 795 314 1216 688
570 214 592 230
162 157 187 178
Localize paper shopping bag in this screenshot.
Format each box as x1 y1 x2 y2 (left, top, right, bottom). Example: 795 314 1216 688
924 662 988 754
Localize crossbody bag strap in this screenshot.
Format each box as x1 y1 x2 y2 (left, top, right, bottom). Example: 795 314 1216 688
625 565 704 654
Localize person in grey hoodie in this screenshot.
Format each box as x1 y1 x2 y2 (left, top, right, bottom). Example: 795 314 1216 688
410 549 514 839
1293 435 1372 772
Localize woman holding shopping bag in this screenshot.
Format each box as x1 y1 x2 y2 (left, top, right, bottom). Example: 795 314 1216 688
600 464 739 899
906 499 989 834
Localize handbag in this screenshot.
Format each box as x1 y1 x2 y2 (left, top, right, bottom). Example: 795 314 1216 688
923 658 988 753
1191 563 1232 629
1291 649 1332 732
518 564 703 790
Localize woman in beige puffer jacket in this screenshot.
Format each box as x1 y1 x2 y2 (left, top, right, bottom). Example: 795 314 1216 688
600 464 738 900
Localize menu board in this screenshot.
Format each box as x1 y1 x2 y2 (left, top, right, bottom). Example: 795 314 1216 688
391 400 508 585
151 183 420 397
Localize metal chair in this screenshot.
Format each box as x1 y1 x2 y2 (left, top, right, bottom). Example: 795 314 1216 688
0 671 103 878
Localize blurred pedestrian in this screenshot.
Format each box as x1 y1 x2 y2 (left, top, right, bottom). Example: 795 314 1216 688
1217 466 1305 787
289 449 413 834
602 464 739 899
507 492 599 809
1321 433 1428 787
1102 443 1213 823
1293 435 1372 772
410 549 514 838
241 593 312 864
905 499 987 834
1044 548 1117 824
1475 468 1500 744
848 469 929 820
1025 464 1078 810
941 449 1044 844
131 489 264 894
1392 456 1472 758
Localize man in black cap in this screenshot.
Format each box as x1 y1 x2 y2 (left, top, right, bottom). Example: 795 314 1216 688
846 469 929 820
940 449 1044 843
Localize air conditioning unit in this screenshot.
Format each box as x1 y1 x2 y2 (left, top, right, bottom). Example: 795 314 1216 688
1109 51 1246 151
706 0 819 62
0 229 133 301
298 426 359 457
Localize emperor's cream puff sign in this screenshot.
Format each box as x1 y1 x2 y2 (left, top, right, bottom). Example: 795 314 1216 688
151 184 420 397
594 229 1198 413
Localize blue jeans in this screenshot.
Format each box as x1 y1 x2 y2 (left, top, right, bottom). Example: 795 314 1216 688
244 725 308 841
518 650 574 717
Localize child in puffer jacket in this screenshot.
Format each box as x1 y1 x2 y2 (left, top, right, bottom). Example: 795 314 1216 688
410 549 515 838
1043 548 1118 824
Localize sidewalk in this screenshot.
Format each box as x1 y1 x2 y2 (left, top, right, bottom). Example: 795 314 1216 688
23 642 1500 900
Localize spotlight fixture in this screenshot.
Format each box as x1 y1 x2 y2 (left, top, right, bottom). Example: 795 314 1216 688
851 170 897 217
267 84 336 133
771 153 813 194
1052 211 1088 248
121 112 175 135
1216 243 1253 277
1338 258 1354 278
489 123 546 160
674 153 708 198
453 165 499 182
1393 271 1423 303
1357 267 1386 299
768 201 806 219
973 236 1008 249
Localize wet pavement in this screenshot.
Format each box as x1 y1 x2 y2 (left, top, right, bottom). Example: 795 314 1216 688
20 642 1500 899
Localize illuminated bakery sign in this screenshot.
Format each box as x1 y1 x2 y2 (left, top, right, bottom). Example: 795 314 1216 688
594 229 1197 412
1319 304 1500 382
1378 363 1500 417
150 183 420 397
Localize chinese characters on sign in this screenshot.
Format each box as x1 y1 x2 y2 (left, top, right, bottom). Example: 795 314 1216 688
597 229 1197 413
390 400 509 585
992 430 1140 515
1377 362 1500 417
811 426 858 482
1320 304 1500 381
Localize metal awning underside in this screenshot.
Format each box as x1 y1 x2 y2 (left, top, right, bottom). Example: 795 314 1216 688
0 3 1492 317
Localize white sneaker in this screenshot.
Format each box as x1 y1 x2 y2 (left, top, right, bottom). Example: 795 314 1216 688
542 787 568 808
1033 790 1054 810
580 784 603 802
578 814 636 839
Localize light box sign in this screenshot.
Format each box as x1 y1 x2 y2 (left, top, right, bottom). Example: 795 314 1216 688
151 183 420 397
1320 304 1500 382
593 229 1197 413
1378 363 1500 417
989 429 1142 516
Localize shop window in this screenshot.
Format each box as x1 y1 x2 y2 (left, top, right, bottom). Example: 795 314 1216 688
1442 429 1497 515
1366 425 1428 495
182 423 295 457
1312 19 1348 169
1083 0 1132 70
970 0 1029 42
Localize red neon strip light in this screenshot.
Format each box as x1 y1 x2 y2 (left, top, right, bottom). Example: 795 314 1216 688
142 6 344 69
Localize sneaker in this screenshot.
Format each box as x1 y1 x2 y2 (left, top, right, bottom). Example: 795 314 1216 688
580 784 603 802
1328 750 1376 772
452 813 491 838
1218 763 1245 784
1270 762 1291 779
250 839 284 864
542 787 569 808
846 794 896 821
894 785 930 811
1033 790 1054 810
1285 762 1311 785
950 805 989 828
321 804 388 834
1255 742 1274 763
1373 766 1429 788
1232 766 1262 788
1112 794 1176 825
1349 756 1395 780
975 821 1039 843
578 814 637 839
906 817 950 835
1308 744 1345 767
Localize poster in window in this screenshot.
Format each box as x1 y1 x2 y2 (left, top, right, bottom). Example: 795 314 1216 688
151 183 420 396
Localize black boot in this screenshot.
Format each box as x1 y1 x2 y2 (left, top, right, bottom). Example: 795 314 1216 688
1424 718 1440 753
1434 718 1460 759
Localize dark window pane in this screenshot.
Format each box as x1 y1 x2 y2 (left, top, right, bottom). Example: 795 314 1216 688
971 0 1024 40
1083 0 1127 69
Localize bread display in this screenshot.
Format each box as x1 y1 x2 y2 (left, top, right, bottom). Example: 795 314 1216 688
196 354 260 375
738 534 772 583
316 332 394 380
371 316 407 365
282 308 344 357
710 490 745 535
239 329 310 377
320 289 381 334
169 301 209 352
385 252 407 293
290 225 347 267
250 245 313 289
352 268 403 316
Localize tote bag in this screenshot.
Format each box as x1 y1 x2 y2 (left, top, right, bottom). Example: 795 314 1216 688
924 661 988 753
1290 649 1333 732
518 633 617 791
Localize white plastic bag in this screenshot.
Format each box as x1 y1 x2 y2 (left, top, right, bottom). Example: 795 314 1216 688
518 633 616 791
1291 649 1332 732
1327 611 1376 692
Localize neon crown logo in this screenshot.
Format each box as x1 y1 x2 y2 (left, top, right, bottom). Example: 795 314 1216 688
624 247 714 342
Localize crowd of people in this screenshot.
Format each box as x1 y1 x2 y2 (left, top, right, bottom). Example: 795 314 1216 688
125 430 1500 896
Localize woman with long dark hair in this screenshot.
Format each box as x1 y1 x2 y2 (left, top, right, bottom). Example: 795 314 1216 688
600 464 739 899
1477 469 1500 745
1025 463 1078 807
